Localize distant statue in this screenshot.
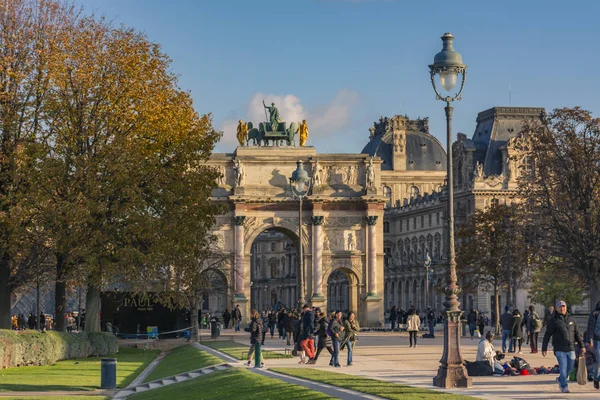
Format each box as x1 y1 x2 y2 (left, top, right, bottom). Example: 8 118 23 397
347 232 356 251
299 119 309 146
366 159 375 187
263 100 280 132
233 159 244 187
475 161 484 179
313 160 322 187
323 234 330 251
236 120 248 146
217 165 226 186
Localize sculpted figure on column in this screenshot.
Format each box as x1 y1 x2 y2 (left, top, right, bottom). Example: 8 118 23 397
366 159 375 187
299 119 309 146
263 100 280 131
233 159 244 187
236 120 248 146
313 160 322 187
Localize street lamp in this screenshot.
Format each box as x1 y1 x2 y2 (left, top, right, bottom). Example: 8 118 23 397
429 33 472 388
290 160 311 306
424 251 432 307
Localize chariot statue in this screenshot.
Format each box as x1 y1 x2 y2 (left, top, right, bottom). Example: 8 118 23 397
242 100 299 147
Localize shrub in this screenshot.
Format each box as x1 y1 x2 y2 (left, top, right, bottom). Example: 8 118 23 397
0 329 118 369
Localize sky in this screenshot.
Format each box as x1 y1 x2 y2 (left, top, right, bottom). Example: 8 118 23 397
75 0 600 154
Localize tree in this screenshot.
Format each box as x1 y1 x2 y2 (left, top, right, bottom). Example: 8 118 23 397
33 13 223 331
517 107 600 310
456 204 529 334
527 257 584 310
0 0 78 329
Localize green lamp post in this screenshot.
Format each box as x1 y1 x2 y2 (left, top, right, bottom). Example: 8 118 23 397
429 33 472 389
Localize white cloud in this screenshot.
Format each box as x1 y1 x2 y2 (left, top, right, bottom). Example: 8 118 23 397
217 89 360 151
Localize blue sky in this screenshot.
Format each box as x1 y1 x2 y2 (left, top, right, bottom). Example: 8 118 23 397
76 0 600 153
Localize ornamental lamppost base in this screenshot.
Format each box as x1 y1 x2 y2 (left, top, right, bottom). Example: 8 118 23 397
433 310 472 388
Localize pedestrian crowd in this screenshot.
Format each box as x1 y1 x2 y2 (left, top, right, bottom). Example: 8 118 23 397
10 311 82 332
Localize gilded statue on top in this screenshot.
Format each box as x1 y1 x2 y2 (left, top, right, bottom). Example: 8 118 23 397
299 119 309 146
236 120 248 146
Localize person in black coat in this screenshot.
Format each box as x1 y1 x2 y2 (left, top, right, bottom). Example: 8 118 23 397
542 300 585 394
222 309 231 329
586 300 600 389
389 306 397 331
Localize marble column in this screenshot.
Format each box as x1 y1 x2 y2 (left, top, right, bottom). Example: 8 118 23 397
366 216 378 296
311 216 324 299
233 216 246 299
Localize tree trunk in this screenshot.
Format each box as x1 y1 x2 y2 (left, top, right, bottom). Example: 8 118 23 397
84 284 101 332
590 270 599 312
190 296 199 343
494 283 501 336
0 255 12 329
54 255 67 331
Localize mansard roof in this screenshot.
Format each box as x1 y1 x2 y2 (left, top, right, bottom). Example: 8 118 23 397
471 107 544 176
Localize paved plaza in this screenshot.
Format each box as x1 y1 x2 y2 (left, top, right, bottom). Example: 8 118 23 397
213 329 600 399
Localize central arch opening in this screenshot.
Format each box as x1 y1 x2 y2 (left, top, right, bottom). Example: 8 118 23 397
250 229 299 311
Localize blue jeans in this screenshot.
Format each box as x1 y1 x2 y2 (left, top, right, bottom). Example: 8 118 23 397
594 340 600 381
502 329 513 352
235 320 240 332
331 339 340 366
469 324 475 337
555 351 576 389
347 341 354 365
429 321 435 336
390 320 396 330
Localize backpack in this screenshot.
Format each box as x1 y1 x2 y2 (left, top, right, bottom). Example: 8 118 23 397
594 311 600 338
532 313 542 330
326 319 334 337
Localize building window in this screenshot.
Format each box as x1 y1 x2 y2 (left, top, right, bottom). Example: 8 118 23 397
383 221 390 233
428 214 432 227
420 215 424 228
491 198 499 208
399 220 403 232
412 218 416 230
271 242 276 251
409 185 420 199
270 261 279 278
436 212 440 225
383 186 392 209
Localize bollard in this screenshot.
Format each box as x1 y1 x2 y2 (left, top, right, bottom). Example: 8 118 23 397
100 358 117 389
254 342 262 368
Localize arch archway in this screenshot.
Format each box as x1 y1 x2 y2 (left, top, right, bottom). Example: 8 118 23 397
249 228 298 311
199 269 228 316
326 267 360 320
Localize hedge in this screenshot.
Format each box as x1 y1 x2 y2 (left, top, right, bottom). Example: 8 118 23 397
0 329 118 369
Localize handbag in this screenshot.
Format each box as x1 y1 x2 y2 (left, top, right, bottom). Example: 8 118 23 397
577 355 587 385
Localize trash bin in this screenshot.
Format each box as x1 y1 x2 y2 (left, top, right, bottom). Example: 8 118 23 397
100 358 117 389
210 317 220 339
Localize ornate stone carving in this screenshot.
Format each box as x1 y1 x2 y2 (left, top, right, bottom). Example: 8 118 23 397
366 159 375 188
346 231 357 251
323 234 331 252
233 159 244 187
312 160 322 187
312 216 324 225
325 217 363 228
366 216 378 226
233 216 246 226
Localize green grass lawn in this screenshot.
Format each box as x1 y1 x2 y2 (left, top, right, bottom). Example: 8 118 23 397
143 345 221 382
270 368 476 400
201 340 292 360
129 367 332 400
0 346 159 392
1 397 108 400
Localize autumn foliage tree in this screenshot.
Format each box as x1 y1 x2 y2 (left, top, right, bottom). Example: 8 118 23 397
1 0 223 330
456 204 529 334
517 108 600 310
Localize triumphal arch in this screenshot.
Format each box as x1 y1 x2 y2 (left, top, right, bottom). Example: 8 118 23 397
208 106 385 326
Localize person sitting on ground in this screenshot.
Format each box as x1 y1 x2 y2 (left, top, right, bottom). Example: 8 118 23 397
476 331 505 375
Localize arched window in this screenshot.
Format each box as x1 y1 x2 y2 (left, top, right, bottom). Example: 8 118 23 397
383 186 392 209
409 185 420 199
270 260 279 278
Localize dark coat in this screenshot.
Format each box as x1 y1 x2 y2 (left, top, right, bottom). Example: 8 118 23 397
586 304 600 342
542 312 584 353
511 315 523 339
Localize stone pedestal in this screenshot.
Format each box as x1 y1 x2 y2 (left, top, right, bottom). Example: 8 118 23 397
433 310 472 388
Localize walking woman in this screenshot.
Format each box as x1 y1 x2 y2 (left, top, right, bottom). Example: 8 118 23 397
308 311 333 364
343 311 360 366
511 309 523 354
245 309 264 367
330 311 344 367
407 308 421 348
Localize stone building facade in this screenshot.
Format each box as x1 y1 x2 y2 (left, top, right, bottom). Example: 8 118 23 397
380 107 546 317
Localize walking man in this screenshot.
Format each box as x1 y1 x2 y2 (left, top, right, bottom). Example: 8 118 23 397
500 305 514 353
233 305 242 332
586 300 600 390
542 300 585 394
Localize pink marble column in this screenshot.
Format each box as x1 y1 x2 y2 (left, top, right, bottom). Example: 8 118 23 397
311 216 324 298
366 216 378 295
